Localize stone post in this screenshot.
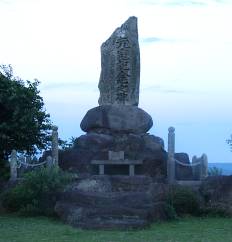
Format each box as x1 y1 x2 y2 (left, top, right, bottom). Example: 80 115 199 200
46 156 53 168
9 150 17 181
192 154 208 180
201 154 208 179
192 155 199 179
168 127 175 183
52 126 59 166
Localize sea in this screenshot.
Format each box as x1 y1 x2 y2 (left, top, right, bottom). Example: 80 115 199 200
208 163 232 175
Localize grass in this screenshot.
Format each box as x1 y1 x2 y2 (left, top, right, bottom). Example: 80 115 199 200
0 214 232 242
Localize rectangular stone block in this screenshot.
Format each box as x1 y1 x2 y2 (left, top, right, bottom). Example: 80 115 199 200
108 151 124 160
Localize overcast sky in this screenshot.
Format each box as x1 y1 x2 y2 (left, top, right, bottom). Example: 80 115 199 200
0 0 232 163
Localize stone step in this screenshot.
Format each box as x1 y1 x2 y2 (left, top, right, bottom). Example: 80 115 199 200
55 201 154 220
59 191 153 209
74 175 153 192
109 175 153 191
76 217 149 230
55 202 151 229
55 176 168 229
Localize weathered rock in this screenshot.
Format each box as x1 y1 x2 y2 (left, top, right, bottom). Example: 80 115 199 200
76 133 114 151
59 148 95 173
175 153 193 180
80 105 153 134
55 201 150 229
59 133 167 177
192 154 208 180
98 16 140 106
142 134 164 151
55 176 169 229
70 177 112 193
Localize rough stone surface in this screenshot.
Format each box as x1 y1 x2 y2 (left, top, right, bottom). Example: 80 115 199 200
55 176 169 229
75 133 114 151
59 133 167 178
175 153 193 180
55 16 170 230
98 16 140 106
80 105 153 134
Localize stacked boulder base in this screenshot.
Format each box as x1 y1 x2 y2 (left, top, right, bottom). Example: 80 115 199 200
55 175 168 229
56 16 168 229
59 105 167 179
59 17 167 178
57 105 168 229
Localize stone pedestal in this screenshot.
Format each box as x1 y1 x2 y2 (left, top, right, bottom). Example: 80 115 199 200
55 175 168 229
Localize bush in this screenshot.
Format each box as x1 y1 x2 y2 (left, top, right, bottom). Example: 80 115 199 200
208 167 223 176
1 166 73 216
164 203 178 220
167 186 200 217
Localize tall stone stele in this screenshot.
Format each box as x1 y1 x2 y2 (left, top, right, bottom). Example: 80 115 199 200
98 16 140 106
80 16 153 134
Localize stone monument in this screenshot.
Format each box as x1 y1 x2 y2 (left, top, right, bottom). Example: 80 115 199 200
59 16 167 177
56 17 168 229
98 16 140 106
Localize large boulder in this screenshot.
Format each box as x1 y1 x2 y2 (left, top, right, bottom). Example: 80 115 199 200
55 175 169 229
59 132 167 178
80 105 153 134
175 153 193 180
76 133 114 151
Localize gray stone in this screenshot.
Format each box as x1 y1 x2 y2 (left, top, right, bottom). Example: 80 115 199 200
167 127 175 183
55 176 169 229
142 134 164 151
76 133 114 151
52 125 59 166
46 156 53 168
192 154 208 180
9 150 17 181
59 133 167 177
73 178 112 193
175 153 193 180
108 150 124 160
98 16 140 106
80 105 153 134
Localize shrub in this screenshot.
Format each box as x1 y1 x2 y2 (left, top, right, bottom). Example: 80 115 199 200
1 166 73 216
208 167 223 176
167 186 200 216
164 203 178 220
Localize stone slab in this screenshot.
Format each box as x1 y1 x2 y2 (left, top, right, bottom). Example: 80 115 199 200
91 159 142 165
98 16 140 106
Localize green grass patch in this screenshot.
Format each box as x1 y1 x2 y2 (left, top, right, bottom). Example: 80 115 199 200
0 215 232 242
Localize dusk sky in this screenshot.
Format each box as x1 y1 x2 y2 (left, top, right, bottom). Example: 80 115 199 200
0 0 232 163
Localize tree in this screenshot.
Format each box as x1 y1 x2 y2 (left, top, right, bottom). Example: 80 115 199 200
208 167 223 176
0 65 51 160
227 135 232 152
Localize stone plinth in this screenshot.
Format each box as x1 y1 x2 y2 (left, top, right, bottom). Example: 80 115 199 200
55 175 168 229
